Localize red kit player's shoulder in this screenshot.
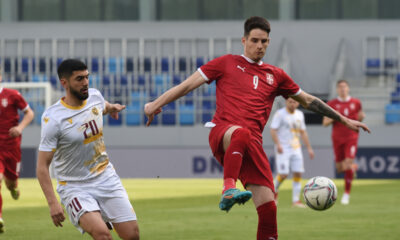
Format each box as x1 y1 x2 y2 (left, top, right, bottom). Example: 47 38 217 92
3 88 21 96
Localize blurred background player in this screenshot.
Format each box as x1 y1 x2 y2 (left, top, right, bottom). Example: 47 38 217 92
36 59 139 239
0 69 34 233
144 16 369 240
323 80 365 205
270 98 314 208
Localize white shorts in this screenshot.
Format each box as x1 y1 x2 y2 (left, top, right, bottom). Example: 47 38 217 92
274 148 304 175
56 167 136 233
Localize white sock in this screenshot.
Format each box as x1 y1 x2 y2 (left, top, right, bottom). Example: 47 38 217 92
292 180 301 203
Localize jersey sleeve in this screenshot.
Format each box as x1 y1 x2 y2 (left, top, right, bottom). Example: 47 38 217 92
38 113 60 152
300 111 306 130
90 88 106 112
276 69 301 98
270 110 282 129
13 90 29 111
198 55 229 84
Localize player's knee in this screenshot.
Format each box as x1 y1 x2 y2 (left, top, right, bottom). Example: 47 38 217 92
231 128 251 146
118 227 139 240
90 228 113 240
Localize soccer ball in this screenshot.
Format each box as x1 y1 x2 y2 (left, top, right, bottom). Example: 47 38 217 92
303 176 337 211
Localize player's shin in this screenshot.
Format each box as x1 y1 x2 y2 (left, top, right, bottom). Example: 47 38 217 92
344 169 353 194
292 176 302 203
257 201 278 240
222 128 251 193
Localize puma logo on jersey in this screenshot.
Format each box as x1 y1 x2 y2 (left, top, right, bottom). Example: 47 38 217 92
67 118 73 124
237 65 246 72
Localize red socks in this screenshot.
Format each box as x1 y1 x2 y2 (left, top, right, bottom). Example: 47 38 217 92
222 128 251 193
257 201 278 240
344 169 354 193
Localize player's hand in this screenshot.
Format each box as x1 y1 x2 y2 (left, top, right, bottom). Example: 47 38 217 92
308 148 315 159
49 202 65 227
144 102 162 126
343 118 371 133
277 145 283 154
9 126 22 137
108 103 126 120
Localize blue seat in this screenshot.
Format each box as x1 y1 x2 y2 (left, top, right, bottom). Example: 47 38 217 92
102 75 110 86
39 58 46 73
179 57 187 72
366 59 380 68
179 104 194 125
391 92 400 104
384 59 397 68
196 57 204 68
50 75 58 88
120 75 128 86
109 58 117 73
126 58 134 72
138 75 146 86
385 104 400 124
144 58 151 72
126 104 141 126
32 74 42 82
91 58 99 73
154 74 164 86
108 114 122 126
4 58 12 73
173 75 181 85
161 57 169 72
397 74 400 84
57 58 63 67
162 102 176 125
22 58 29 73
184 91 194 105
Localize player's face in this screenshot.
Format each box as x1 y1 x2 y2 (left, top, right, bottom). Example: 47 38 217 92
286 98 299 113
242 29 270 62
65 70 90 101
336 82 349 99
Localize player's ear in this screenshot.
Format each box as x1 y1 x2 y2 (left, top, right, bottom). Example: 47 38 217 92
241 36 246 46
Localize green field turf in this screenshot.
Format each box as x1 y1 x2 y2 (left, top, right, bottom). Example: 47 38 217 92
1 178 399 240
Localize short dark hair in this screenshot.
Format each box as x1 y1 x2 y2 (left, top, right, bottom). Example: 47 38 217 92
57 59 87 80
336 79 349 86
244 16 271 37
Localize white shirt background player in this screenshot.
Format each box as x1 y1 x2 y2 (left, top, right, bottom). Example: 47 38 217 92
270 98 314 207
36 59 139 240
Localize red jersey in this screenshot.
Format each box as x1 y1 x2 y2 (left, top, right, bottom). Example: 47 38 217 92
0 87 28 146
327 97 362 141
199 54 300 141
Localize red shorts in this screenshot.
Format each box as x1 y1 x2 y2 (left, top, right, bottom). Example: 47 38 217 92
332 137 358 163
0 145 21 180
208 124 275 192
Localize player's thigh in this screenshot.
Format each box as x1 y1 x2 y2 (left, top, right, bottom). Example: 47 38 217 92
246 184 274 208
332 140 345 163
222 125 242 151
275 151 290 175
79 211 111 238
289 152 304 174
113 220 139 240
344 140 358 160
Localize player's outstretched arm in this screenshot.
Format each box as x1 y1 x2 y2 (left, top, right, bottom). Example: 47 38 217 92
144 71 206 126
291 91 371 133
37 151 66 227
103 101 126 120
9 107 34 137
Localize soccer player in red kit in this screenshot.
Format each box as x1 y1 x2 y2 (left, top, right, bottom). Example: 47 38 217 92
323 80 365 205
144 17 370 239
0 70 34 232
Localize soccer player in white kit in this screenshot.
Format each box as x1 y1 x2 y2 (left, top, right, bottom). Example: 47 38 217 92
270 98 314 207
36 59 139 240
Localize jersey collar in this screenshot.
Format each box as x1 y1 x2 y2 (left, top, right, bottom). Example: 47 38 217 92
337 96 351 102
241 54 263 66
61 97 87 110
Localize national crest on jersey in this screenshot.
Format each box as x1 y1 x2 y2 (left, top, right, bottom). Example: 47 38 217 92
39 88 112 181
1 98 8 107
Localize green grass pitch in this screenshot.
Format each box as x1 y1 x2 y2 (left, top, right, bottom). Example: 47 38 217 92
1 178 399 239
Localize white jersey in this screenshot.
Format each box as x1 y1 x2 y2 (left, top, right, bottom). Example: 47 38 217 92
270 107 306 150
39 88 113 181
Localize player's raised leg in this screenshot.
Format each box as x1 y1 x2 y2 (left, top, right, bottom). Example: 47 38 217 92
219 126 253 212
246 184 277 240
113 220 139 240
79 211 113 240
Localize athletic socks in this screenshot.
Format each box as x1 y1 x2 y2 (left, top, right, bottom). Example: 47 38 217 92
257 201 278 240
292 177 302 203
344 169 354 194
222 128 251 193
